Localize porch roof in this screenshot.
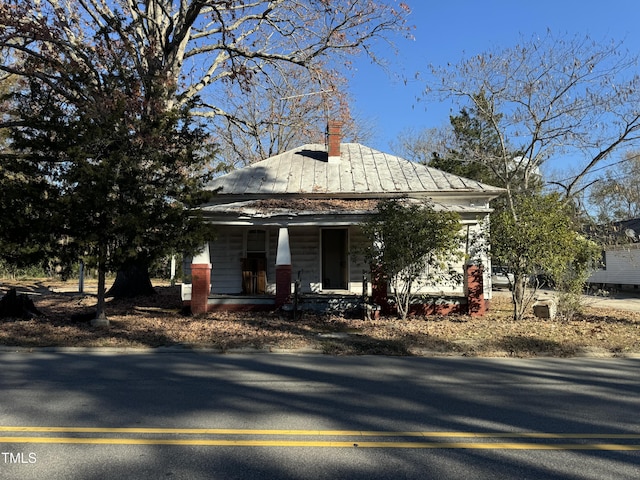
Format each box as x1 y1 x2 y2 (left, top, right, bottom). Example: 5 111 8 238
206 143 505 197
201 197 492 221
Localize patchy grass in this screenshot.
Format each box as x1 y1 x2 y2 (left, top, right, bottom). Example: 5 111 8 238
1 279 640 357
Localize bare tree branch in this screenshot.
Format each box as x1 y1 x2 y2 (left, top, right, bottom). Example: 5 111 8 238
1 0 408 112
426 31 640 212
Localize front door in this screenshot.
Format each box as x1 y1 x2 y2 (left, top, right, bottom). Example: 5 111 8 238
321 228 348 290
242 229 267 294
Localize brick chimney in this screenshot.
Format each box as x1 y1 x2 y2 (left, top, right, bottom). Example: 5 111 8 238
327 120 342 164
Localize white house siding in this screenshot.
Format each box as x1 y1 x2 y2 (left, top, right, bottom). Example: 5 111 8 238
198 225 369 296
466 219 492 301
289 222 486 298
409 258 467 296
348 226 370 294
206 227 282 294
288 226 322 293
289 227 321 293
285 225 370 295
375 221 488 298
588 245 640 287
282 224 473 297
191 220 491 300
388 229 467 297
209 227 244 294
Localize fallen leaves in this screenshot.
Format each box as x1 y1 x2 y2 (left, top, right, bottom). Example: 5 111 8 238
1 281 639 357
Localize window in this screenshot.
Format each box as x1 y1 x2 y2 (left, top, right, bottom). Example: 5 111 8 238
246 229 266 256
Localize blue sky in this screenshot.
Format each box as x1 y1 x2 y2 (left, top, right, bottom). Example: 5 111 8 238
349 0 640 161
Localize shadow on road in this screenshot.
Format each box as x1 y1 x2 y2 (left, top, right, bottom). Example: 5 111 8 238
1 352 638 479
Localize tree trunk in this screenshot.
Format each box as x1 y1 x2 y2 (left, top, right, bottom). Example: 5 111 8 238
91 264 109 327
393 277 411 320
511 273 534 321
0 288 40 319
107 262 156 298
511 277 524 321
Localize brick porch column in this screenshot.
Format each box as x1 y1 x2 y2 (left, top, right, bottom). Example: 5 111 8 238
275 227 292 307
190 243 211 315
370 264 390 315
465 264 486 316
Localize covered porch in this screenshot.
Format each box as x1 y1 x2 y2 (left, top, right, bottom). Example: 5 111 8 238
181 221 374 312
181 220 487 317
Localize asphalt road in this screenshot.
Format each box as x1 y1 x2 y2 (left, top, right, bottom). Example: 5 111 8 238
0 352 639 479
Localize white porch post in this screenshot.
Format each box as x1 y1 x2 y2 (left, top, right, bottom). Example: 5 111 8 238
170 255 176 287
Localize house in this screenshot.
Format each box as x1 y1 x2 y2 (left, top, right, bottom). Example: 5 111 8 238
588 218 640 291
182 121 504 316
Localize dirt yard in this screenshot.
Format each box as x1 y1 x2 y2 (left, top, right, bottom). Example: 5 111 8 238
1 278 639 357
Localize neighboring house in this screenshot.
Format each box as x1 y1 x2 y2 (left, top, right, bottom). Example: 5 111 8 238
588 218 640 291
183 122 504 315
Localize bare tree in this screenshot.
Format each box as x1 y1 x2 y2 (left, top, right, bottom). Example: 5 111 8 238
212 61 370 169
0 0 409 295
423 32 640 319
388 126 452 165
0 0 409 116
589 152 640 223
426 31 640 213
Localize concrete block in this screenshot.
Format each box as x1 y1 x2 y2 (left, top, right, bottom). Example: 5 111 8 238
533 300 557 319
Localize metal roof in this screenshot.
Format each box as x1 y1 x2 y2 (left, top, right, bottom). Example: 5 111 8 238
207 143 504 196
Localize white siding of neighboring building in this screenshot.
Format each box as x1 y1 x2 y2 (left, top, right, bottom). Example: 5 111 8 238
588 245 640 287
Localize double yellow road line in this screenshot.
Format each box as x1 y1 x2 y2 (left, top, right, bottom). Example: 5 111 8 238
1 427 640 450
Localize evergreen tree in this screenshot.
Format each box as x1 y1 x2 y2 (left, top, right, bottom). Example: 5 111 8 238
430 103 502 185
6 33 214 323
429 92 541 193
0 71 60 274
